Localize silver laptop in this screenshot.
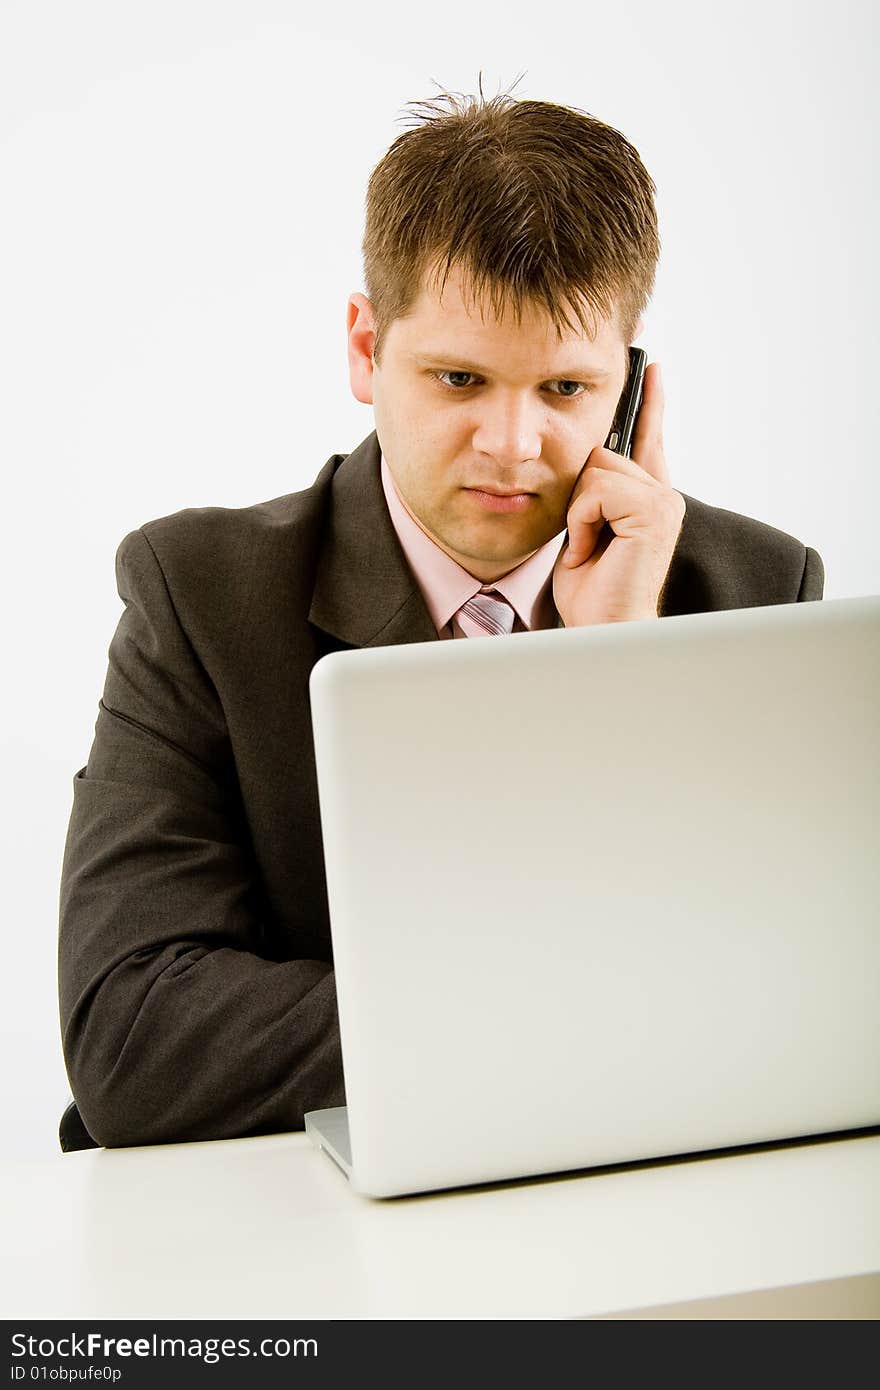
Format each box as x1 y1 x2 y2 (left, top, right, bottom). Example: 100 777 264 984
304 595 880 1198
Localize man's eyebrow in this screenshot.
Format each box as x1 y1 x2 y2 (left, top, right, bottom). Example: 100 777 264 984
409 351 612 380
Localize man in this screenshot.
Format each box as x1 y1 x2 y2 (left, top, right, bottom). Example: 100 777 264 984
58 89 824 1149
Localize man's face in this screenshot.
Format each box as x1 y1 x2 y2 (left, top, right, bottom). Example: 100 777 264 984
347 264 631 582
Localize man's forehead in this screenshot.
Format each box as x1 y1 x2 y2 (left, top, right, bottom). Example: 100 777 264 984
401 264 622 363
399 292 621 380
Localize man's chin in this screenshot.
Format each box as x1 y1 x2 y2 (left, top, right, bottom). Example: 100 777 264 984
454 518 563 559
438 528 555 573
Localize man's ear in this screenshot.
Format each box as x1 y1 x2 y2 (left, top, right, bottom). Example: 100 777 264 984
348 293 377 405
633 317 645 341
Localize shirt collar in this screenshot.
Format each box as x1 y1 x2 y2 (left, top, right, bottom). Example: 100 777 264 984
380 452 565 633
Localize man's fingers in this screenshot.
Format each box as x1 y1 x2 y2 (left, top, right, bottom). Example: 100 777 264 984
563 470 638 565
561 518 607 568
629 360 669 485
563 467 682 566
565 448 652 518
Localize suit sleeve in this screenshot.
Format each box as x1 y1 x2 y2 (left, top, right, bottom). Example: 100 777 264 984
58 527 344 1147
797 545 825 602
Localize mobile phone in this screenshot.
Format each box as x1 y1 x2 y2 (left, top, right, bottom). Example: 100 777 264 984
604 346 647 458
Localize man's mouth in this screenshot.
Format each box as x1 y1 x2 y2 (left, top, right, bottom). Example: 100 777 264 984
468 486 533 496
465 487 535 513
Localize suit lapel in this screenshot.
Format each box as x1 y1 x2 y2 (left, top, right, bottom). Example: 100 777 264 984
308 431 440 649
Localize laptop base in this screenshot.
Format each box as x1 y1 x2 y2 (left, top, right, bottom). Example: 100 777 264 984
304 1106 352 1179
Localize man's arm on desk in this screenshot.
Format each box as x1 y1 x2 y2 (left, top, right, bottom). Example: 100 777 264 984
59 526 344 1148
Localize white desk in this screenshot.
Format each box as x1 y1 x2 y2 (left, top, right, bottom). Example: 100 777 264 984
2 1131 878 1319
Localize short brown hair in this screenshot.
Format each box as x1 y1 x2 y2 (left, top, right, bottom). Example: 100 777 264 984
362 78 660 366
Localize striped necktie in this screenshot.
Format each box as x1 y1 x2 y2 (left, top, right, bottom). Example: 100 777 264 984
456 588 517 637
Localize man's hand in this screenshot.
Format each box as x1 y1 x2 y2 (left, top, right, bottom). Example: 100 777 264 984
552 362 686 626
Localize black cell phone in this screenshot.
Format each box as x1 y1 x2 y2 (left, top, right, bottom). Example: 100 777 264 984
604 346 647 458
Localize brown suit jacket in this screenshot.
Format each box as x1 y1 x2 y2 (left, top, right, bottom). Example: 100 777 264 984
58 429 825 1146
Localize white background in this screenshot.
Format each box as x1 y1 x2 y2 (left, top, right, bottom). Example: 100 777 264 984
1 0 877 1159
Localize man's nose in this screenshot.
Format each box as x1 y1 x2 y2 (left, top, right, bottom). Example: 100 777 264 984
471 393 543 465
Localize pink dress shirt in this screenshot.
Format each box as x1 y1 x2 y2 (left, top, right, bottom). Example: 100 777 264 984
380 452 566 638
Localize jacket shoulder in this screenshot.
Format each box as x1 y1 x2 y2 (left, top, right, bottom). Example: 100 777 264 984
135 454 342 571
111 455 346 662
664 492 819 614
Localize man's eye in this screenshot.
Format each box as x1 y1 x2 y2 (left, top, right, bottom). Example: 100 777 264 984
434 371 478 390
548 380 590 398
433 371 590 398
